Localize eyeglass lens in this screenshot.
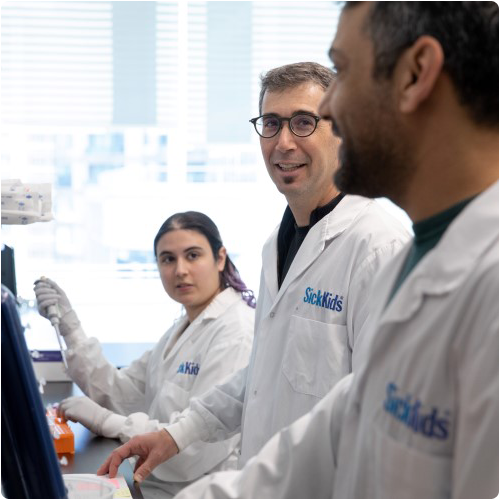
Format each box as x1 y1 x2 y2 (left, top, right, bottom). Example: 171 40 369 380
255 114 317 137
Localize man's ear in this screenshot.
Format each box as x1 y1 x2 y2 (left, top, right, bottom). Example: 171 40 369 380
397 35 444 114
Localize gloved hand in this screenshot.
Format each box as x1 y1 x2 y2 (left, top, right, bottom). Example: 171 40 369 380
33 277 82 339
58 396 124 438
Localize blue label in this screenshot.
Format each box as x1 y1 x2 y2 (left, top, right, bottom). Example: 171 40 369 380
176 361 200 376
303 286 343 312
383 382 450 440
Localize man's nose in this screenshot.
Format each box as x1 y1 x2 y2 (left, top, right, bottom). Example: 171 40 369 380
275 122 297 152
318 80 336 119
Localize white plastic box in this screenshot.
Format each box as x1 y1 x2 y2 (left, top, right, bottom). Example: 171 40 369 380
30 350 71 382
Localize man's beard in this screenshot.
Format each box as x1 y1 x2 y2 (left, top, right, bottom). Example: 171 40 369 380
334 124 413 203
282 175 296 185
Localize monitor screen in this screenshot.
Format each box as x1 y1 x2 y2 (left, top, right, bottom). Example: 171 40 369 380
1 285 67 498
1 244 17 298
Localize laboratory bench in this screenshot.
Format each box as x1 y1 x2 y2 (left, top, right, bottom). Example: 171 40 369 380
42 381 144 499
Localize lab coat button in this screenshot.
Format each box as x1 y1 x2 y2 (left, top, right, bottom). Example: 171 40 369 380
270 312 275 318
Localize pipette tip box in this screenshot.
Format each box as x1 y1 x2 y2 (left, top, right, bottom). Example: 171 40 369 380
46 406 75 454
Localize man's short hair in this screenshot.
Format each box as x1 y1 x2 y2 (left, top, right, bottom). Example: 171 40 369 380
344 2 499 126
259 62 335 114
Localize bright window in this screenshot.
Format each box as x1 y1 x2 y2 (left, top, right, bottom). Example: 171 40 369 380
1 2 410 348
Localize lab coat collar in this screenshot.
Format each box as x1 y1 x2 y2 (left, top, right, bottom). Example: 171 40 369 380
196 287 243 322
162 288 243 361
382 181 499 324
276 193 345 288
263 195 373 305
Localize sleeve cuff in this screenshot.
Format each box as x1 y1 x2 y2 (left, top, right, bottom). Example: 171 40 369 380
63 326 87 349
165 411 209 451
101 413 127 438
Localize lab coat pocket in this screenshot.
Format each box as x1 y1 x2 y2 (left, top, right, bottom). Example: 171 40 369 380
282 316 348 398
154 380 191 421
372 425 451 498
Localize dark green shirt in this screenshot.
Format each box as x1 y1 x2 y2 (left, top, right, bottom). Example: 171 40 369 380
388 195 477 304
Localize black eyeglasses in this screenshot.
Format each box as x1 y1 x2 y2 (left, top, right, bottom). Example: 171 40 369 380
249 112 322 138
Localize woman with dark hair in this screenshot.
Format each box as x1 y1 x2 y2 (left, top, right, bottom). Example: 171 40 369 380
153 211 256 309
34 211 255 497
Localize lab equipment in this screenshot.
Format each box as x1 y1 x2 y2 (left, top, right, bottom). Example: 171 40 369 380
63 474 133 499
1 179 53 225
47 406 75 455
31 349 72 382
34 277 83 339
63 475 114 499
57 396 114 437
1 244 17 297
46 303 69 369
1 285 67 498
33 277 70 370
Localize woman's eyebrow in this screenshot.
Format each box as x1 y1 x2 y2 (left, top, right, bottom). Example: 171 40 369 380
157 250 172 258
183 246 203 253
158 246 203 257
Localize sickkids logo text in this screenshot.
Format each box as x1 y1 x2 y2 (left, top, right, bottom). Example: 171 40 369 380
177 361 200 376
303 287 343 312
384 382 450 440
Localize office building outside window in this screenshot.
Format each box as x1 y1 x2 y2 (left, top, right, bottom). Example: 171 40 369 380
4 2 398 347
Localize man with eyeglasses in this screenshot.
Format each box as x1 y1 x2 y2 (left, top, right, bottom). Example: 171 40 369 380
98 62 410 484
109 2 498 498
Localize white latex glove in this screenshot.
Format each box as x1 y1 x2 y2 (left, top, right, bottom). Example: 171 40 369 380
33 277 82 340
58 396 125 438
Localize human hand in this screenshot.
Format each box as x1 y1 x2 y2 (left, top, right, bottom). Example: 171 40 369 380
33 277 81 337
58 396 114 436
97 429 180 482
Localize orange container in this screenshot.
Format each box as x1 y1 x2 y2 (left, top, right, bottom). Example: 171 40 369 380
46 407 75 454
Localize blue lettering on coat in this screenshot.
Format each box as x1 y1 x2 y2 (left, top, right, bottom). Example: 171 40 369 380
383 382 450 440
303 287 343 312
177 362 200 376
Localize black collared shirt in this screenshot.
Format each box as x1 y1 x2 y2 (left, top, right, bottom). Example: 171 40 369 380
277 193 345 288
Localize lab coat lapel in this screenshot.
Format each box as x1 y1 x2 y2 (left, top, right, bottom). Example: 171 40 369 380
162 316 190 362
163 312 207 363
379 182 499 326
161 288 241 362
274 195 373 305
273 219 326 304
261 226 280 300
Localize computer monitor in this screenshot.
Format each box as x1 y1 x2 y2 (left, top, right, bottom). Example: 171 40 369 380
1 244 17 298
1 285 67 498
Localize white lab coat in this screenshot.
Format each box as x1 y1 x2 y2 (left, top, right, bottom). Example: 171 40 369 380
65 287 254 493
175 182 499 499
167 195 410 466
